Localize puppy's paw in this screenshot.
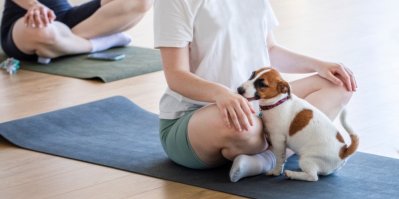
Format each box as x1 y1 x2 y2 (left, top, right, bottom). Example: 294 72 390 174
266 171 274 176
284 170 293 178
267 168 282 176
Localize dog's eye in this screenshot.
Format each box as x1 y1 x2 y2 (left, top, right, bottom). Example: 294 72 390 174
254 79 268 88
249 72 256 80
260 81 268 88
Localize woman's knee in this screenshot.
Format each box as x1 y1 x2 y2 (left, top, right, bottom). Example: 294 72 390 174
12 20 59 54
335 85 353 107
318 76 353 106
136 0 153 13
22 25 59 46
306 75 353 106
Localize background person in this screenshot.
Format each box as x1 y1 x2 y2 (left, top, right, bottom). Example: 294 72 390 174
1 0 153 64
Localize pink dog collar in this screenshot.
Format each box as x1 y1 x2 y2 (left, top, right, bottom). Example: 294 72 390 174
259 95 290 111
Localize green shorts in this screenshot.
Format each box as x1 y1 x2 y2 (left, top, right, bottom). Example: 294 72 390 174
159 110 209 169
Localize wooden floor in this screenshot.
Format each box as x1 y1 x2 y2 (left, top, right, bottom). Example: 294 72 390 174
1 0 398 198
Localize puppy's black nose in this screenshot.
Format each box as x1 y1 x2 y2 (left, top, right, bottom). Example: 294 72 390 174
237 87 245 95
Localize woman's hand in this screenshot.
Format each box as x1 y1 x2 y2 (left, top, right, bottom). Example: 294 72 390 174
24 2 56 28
315 62 357 92
214 90 255 132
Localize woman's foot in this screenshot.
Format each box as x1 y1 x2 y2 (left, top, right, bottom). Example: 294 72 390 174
229 150 276 182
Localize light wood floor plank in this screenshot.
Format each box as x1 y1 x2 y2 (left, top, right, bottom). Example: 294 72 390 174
0 164 130 199
0 153 88 189
47 175 165 199
127 183 244 199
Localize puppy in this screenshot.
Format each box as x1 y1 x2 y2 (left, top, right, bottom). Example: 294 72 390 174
237 67 359 181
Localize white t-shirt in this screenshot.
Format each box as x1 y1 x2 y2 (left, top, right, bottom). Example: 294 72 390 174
154 0 279 119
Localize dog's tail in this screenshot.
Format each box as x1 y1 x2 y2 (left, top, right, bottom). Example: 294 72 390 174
339 109 360 159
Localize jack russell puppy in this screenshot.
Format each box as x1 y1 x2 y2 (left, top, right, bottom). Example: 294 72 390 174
237 67 359 181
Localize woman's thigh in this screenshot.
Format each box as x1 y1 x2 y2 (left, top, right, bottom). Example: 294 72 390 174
188 104 267 166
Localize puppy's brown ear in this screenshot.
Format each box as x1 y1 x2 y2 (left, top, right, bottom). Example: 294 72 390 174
277 80 291 96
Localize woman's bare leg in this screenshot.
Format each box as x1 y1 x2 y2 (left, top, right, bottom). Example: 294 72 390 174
188 104 267 166
187 104 277 182
290 74 353 120
12 19 92 58
72 0 153 39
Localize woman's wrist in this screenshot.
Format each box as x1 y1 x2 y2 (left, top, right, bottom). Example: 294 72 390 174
211 86 232 103
310 60 335 73
13 0 41 10
28 0 40 7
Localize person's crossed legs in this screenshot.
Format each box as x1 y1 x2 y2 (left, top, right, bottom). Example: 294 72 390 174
11 0 153 63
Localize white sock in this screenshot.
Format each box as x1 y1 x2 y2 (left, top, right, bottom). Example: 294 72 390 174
90 33 132 52
37 57 51 64
229 150 276 182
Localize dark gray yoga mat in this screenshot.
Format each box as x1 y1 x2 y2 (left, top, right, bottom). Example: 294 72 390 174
0 96 398 199
0 46 162 82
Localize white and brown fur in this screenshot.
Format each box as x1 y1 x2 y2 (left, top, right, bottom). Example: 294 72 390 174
237 67 359 181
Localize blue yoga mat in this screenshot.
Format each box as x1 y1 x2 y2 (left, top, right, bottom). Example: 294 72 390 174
0 96 398 198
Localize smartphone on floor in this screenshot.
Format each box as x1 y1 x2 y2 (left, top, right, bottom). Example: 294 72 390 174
87 52 125 61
